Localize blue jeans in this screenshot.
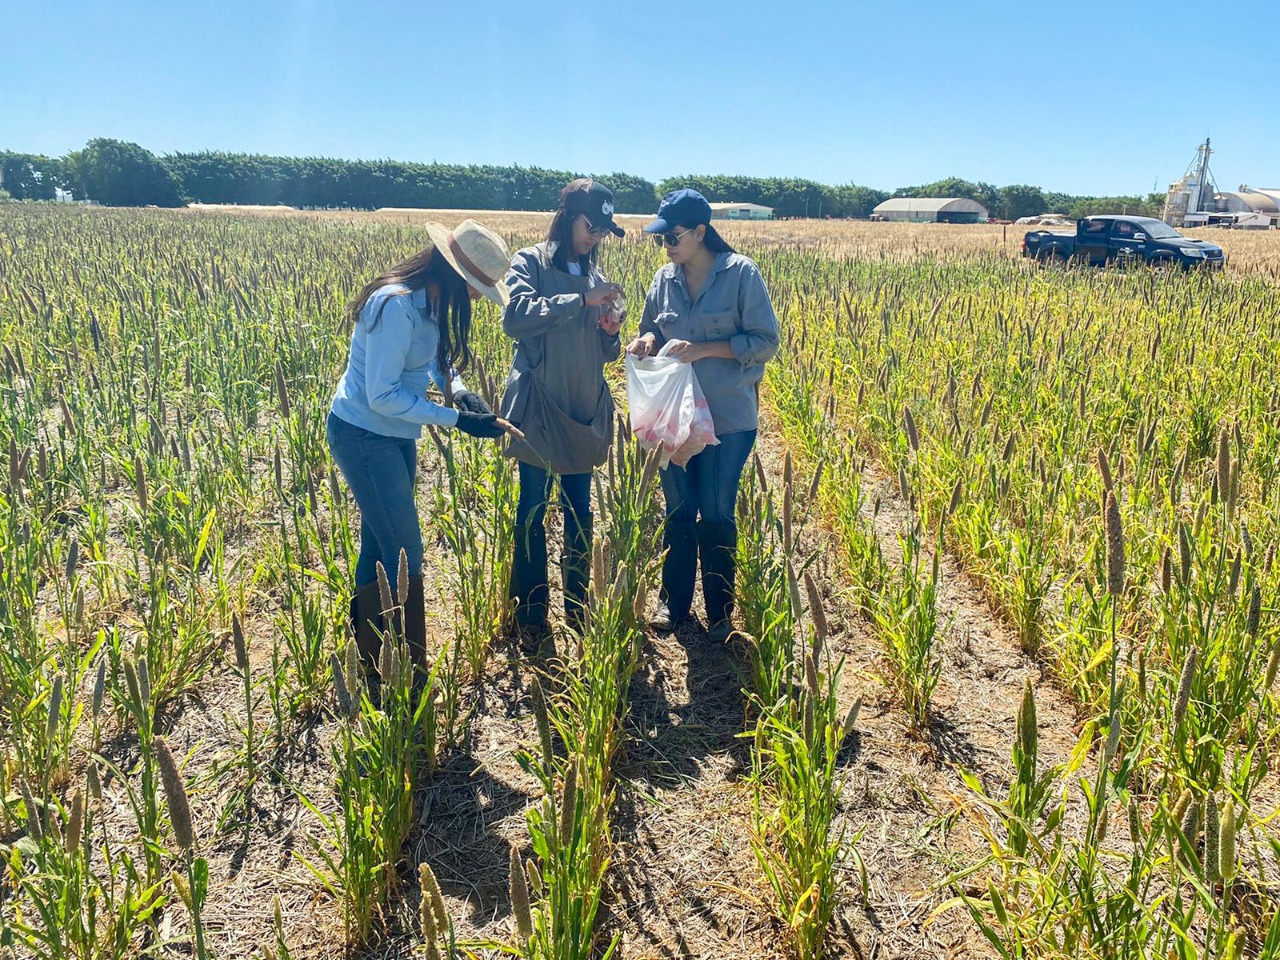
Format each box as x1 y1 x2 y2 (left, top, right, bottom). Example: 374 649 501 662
659 429 757 621
326 412 422 594
660 429 757 524
510 461 593 627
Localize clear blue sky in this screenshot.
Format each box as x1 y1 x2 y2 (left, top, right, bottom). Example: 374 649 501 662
3 0 1276 197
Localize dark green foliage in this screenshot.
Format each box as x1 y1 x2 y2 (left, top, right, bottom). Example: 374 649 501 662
163 152 660 212
0 151 69 200
657 174 889 219
0 138 1178 219
65 139 185 207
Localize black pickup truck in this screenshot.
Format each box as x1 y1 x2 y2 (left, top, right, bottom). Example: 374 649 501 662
1022 216 1225 270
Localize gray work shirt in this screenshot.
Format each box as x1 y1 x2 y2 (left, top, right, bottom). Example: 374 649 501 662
638 252 780 435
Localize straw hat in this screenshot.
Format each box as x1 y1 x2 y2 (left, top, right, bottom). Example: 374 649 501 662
425 219 512 306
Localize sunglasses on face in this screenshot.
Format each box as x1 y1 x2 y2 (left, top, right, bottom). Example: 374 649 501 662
580 215 611 237
653 226 696 248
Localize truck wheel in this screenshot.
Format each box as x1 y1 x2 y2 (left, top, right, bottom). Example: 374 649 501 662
1148 256 1175 275
1037 247 1066 265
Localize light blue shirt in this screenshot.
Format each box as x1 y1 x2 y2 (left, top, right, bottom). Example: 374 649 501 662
329 285 465 440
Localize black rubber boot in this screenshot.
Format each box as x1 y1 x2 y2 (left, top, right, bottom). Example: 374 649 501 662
563 514 593 634
697 520 738 642
509 519 550 631
401 574 428 695
350 581 384 667
657 519 697 628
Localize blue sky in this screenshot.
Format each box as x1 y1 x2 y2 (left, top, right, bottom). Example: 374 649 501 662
3 0 1276 197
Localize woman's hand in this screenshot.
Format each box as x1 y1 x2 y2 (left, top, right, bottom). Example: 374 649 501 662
454 411 506 440
583 283 623 308
663 339 707 363
626 333 658 357
599 310 624 336
453 390 493 415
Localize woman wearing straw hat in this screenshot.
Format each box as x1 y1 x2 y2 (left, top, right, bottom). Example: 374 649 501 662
500 179 626 645
329 218 512 676
627 189 780 644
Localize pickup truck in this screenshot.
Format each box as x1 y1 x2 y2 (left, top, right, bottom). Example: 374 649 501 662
1022 215 1225 270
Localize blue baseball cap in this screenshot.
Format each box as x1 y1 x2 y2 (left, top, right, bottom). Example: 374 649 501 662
644 189 713 234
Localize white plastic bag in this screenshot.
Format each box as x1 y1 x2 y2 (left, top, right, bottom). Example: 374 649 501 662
625 344 719 469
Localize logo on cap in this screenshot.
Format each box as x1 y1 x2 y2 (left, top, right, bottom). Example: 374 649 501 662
601 201 614 216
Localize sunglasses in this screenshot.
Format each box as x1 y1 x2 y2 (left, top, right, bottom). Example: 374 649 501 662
580 215 612 237
653 226 696 248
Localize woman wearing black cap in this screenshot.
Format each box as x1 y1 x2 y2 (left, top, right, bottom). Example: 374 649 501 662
500 178 626 644
627 189 780 643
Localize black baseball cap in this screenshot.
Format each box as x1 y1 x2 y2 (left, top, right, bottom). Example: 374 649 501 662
644 189 713 233
564 181 625 237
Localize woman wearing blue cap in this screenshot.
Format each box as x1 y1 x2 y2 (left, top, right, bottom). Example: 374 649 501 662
627 189 780 643
500 178 626 645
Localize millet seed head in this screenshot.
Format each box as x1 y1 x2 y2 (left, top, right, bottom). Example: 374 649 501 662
376 561 394 618
1246 584 1262 638
154 736 194 852
508 847 533 943
1204 793 1221 884
1220 798 1238 884
1173 646 1198 729
1104 490 1125 596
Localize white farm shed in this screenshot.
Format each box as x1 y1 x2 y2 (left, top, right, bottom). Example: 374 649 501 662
872 197 989 223
1216 190 1280 217
709 202 774 220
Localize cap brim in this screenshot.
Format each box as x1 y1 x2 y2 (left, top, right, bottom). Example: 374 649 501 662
609 223 625 238
643 218 672 234
426 221 510 307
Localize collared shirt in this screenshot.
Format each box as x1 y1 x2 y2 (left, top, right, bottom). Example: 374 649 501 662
639 252 780 435
329 284 465 440
498 243 621 473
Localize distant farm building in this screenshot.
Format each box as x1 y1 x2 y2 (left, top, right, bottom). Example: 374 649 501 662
1214 189 1280 226
709 202 774 220
871 197 989 224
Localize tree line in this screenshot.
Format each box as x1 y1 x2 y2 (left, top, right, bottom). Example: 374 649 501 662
1 139 1164 220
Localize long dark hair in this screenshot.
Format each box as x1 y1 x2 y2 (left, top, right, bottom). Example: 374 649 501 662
547 177 598 273
345 246 473 373
679 221 736 255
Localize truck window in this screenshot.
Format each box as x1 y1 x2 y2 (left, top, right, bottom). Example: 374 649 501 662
1112 221 1136 238
1082 220 1109 236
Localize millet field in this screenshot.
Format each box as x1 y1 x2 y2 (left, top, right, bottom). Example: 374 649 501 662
4 204 1280 959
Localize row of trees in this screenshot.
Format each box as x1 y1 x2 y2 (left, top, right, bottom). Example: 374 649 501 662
655 175 889 219
889 176 1164 220
656 175 1164 221
1 142 184 206
0 141 657 212
2 140 1164 220
164 152 659 212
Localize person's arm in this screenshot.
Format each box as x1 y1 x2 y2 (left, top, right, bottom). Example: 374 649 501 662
667 339 736 362
502 251 583 339
728 264 780 365
428 360 467 399
364 295 460 427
